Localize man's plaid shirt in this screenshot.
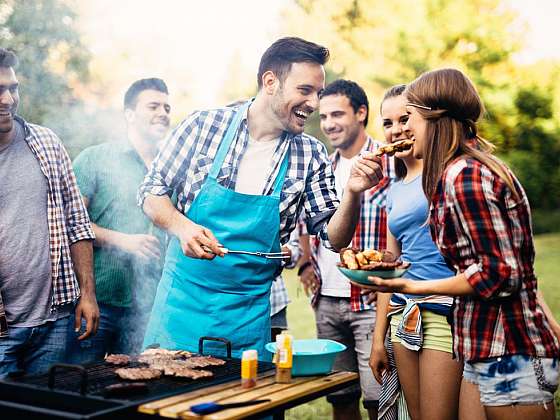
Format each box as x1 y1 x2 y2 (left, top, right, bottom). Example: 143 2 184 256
138 100 340 246
0 117 95 337
430 157 558 361
309 137 395 312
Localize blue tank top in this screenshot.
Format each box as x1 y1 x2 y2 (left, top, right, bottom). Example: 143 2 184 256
387 175 454 315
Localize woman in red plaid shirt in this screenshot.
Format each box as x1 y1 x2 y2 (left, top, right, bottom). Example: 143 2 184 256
360 69 560 420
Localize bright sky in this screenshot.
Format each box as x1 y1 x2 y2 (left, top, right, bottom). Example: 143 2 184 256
509 0 560 63
78 0 560 112
78 0 289 112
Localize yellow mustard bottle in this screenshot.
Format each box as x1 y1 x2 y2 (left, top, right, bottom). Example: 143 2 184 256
241 350 258 388
275 331 293 383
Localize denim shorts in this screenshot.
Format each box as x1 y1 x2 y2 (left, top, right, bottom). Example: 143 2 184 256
463 354 559 406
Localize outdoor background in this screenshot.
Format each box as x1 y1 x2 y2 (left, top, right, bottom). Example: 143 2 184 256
1 0 559 417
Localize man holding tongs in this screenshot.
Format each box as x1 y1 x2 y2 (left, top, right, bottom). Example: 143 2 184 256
138 37 384 358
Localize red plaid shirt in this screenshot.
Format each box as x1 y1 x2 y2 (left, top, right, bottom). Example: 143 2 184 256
430 157 558 361
0 117 95 337
309 137 395 312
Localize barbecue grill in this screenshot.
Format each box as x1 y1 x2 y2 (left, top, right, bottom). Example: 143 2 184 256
0 337 275 419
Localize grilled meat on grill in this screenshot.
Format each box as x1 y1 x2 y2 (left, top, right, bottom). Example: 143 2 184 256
146 360 191 371
105 354 131 365
140 348 192 358
184 356 226 368
165 367 213 379
103 382 148 397
115 367 162 381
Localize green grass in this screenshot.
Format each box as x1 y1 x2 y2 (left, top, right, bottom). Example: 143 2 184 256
282 233 560 419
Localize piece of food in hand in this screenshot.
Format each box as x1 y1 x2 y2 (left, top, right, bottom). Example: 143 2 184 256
341 248 359 270
115 367 162 381
375 139 415 157
105 354 131 365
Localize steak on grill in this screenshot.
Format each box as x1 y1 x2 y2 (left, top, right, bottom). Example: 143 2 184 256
183 356 226 368
164 367 213 379
105 354 131 365
103 382 149 397
115 367 162 381
140 348 192 358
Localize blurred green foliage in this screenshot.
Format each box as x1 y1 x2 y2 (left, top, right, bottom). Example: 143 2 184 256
0 0 117 158
286 0 560 225
1 0 559 226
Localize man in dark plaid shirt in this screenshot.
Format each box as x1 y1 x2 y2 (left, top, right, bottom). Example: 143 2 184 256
0 48 98 377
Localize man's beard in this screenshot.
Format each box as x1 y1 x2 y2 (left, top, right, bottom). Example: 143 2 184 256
334 124 361 151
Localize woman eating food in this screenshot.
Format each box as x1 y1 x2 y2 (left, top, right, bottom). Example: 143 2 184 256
368 84 462 420
359 69 559 420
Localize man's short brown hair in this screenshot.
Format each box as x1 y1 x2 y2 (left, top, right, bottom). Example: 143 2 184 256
0 48 18 68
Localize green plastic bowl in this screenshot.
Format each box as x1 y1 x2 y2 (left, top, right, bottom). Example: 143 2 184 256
265 339 346 376
337 266 409 285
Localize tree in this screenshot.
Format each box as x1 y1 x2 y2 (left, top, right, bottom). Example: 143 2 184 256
0 0 110 157
282 0 560 218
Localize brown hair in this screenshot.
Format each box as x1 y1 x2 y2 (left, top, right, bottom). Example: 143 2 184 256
405 68 518 201
0 48 18 68
380 84 407 180
257 37 329 89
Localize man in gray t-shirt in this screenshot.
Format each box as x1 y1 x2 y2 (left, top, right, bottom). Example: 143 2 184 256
0 48 98 378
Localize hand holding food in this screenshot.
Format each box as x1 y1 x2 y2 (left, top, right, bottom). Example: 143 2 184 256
346 154 384 193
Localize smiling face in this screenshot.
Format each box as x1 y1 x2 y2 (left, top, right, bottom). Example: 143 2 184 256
269 62 325 134
404 105 429 159
125 89 170 143
319 94 365 151
0 66 19 142
380 94 413 159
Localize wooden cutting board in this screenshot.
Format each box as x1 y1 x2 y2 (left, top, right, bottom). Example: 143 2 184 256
138 371 359 419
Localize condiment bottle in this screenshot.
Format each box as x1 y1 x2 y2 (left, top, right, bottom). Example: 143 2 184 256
275 331 293 383
241 350 258 388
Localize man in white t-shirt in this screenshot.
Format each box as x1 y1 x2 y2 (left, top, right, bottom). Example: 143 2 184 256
299 79 395 420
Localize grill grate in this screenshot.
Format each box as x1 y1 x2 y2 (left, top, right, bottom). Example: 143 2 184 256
13 357 275 402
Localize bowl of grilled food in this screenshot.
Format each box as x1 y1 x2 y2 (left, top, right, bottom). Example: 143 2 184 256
337 248 410 285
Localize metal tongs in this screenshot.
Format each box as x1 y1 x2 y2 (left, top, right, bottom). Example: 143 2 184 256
203 246 290 260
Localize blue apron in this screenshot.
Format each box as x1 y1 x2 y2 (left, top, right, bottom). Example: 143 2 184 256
143 103 289 359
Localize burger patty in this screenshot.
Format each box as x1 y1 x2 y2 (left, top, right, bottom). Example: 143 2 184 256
165 367 213 379
115 367 162 381
140 348 193 358
183 356 226 368
105 354 131 365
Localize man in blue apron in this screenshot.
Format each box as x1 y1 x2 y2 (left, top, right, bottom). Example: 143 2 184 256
138 37 384 359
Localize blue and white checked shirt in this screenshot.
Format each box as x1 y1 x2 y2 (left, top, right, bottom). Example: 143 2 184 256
138 100 340 246
270 226 303 317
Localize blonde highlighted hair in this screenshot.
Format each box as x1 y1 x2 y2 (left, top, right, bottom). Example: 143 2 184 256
405 68 519 201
